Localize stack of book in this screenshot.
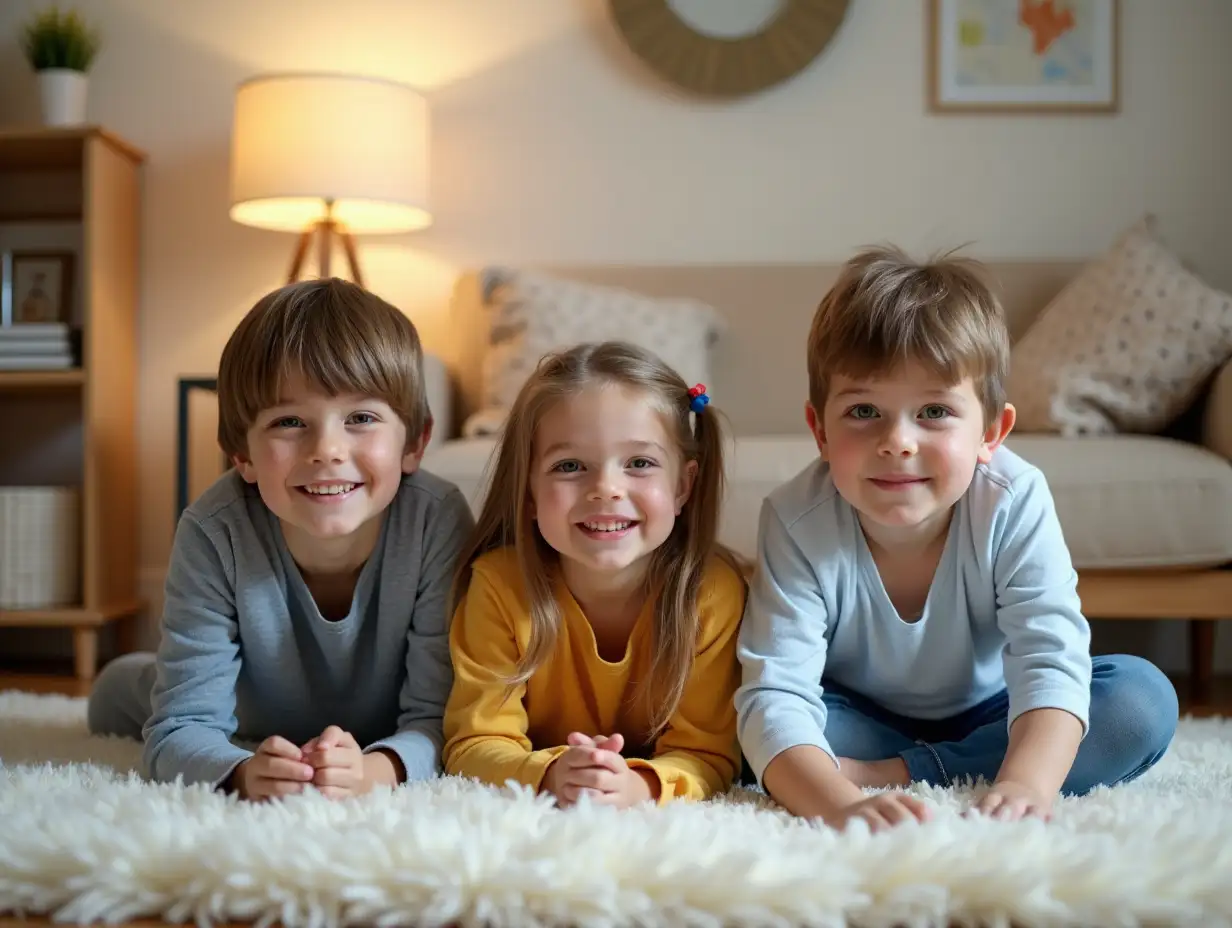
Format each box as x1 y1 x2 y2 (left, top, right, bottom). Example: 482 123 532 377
0 323 76 370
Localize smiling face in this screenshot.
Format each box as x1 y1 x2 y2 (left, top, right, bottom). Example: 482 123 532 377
529 384 696 590
233 372 427 560
808 361 1014 545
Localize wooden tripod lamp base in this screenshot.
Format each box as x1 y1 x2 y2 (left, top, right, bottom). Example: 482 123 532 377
287 219 364 289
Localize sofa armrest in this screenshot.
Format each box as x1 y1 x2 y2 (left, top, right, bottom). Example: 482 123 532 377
1204 358 1232 461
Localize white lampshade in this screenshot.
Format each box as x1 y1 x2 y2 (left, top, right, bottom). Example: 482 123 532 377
229 73 431 234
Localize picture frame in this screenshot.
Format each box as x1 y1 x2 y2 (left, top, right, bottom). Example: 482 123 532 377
927 0 1119 114
0 250 75 326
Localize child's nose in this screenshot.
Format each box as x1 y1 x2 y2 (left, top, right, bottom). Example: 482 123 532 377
879 421 918 457
587 466 626 500
308 424 347 463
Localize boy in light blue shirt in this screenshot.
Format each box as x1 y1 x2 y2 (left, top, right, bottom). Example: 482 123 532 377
735 246 1177 832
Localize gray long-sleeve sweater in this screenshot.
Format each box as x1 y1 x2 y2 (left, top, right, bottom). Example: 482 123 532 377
142 468 475 788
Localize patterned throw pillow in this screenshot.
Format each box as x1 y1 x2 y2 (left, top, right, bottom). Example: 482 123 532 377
1007 217 1232 436
462 267 725 438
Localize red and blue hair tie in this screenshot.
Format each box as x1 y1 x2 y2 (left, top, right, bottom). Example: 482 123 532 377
688 383 710 414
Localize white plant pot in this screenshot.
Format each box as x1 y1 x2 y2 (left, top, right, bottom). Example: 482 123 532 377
38 69 89 126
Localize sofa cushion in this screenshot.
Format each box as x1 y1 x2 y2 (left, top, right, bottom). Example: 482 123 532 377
422 434 1232 573
1007 216 1232 437
1006 435 1232 569
721 437 826 560
462 268 725 438
421 438 498 512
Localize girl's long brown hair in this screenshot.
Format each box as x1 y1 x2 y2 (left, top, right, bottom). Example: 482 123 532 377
451 341 734 737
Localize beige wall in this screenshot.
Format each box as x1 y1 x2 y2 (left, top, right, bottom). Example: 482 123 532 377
1 0 1229 666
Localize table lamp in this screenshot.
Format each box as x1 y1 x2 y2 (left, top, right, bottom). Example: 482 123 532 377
228 73 431 289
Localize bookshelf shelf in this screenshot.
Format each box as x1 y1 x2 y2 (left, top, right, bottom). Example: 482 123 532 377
0 369 85 390
0 601 142 680
0 601 140 626
0 126 145 682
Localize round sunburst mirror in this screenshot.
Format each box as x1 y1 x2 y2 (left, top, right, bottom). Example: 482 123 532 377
608 0 851 99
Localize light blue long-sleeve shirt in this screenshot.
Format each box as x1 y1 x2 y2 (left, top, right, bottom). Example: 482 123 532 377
734 445 1092 784
142 468 475 789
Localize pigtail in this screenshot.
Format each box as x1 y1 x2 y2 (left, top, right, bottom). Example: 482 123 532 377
683 392 728 575
690 401 751 579
642 388 734 738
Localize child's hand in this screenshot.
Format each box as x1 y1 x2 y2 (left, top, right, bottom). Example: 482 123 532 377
233 735 315 801
543 732 656 809
832 792 932 833
568 731 624 754
301 725 366 799
972 779 1053 821
569 732 661 808
542 733 620 806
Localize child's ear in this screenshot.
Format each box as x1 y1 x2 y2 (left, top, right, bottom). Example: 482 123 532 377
978 403 1016 464
675 459 699 515
401 416 434 474
804 402 828 460
232 453 258 484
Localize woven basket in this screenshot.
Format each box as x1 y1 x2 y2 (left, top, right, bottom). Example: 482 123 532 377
0 487 80 609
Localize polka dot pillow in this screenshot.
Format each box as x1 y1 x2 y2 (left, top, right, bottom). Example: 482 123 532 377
462 268 725 438
1007 217 1232 436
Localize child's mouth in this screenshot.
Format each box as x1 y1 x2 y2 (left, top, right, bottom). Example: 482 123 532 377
868 476 929 491
298 482 361 500
577 519 638 539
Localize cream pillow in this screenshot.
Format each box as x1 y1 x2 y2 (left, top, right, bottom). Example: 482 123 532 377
1008 217 1232 436
463 268 725 437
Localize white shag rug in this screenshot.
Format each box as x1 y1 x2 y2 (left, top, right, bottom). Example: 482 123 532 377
2 692 1232 928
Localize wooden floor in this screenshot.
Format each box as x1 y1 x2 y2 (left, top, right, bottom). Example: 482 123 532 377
0 668 94 698
0 667 1228 928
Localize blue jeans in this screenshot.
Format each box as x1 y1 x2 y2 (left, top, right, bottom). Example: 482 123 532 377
823 654 1177 795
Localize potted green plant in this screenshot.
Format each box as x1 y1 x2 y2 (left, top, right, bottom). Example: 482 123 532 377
19 6 101 126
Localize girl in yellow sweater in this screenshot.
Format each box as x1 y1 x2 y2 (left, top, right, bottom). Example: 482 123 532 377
443 341 747 808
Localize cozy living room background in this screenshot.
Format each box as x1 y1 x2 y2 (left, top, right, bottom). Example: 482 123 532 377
0 0 1229 676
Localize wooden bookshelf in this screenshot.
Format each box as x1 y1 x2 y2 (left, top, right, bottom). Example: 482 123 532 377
0 126 145 682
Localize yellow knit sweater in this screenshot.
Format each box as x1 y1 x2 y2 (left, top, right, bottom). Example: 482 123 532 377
443 547 746 803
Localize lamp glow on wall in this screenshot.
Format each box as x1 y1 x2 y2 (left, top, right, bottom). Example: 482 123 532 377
228 73 431 288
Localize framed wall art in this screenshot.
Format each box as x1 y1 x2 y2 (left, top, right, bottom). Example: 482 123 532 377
1 250 75 326
927 0 1119 113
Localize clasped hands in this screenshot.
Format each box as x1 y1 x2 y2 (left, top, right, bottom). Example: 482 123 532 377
232 725 371 801
541 732 661 809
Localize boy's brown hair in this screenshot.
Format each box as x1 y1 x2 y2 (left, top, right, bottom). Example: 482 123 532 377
806 245 1010 425
216 277 430 458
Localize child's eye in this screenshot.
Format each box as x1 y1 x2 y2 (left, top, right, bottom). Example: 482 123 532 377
847 404 879 420
920 405 951 420
551 460 582 474
627 457 657 470
271 416 304 429
348 412 378 425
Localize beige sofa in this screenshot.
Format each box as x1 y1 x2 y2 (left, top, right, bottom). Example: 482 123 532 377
421 262 1232 700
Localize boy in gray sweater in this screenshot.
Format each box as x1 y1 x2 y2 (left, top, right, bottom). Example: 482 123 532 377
88 278 475 801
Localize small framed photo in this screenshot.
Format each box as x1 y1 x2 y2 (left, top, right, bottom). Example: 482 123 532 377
927 0 1119 114
1 250 75 326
